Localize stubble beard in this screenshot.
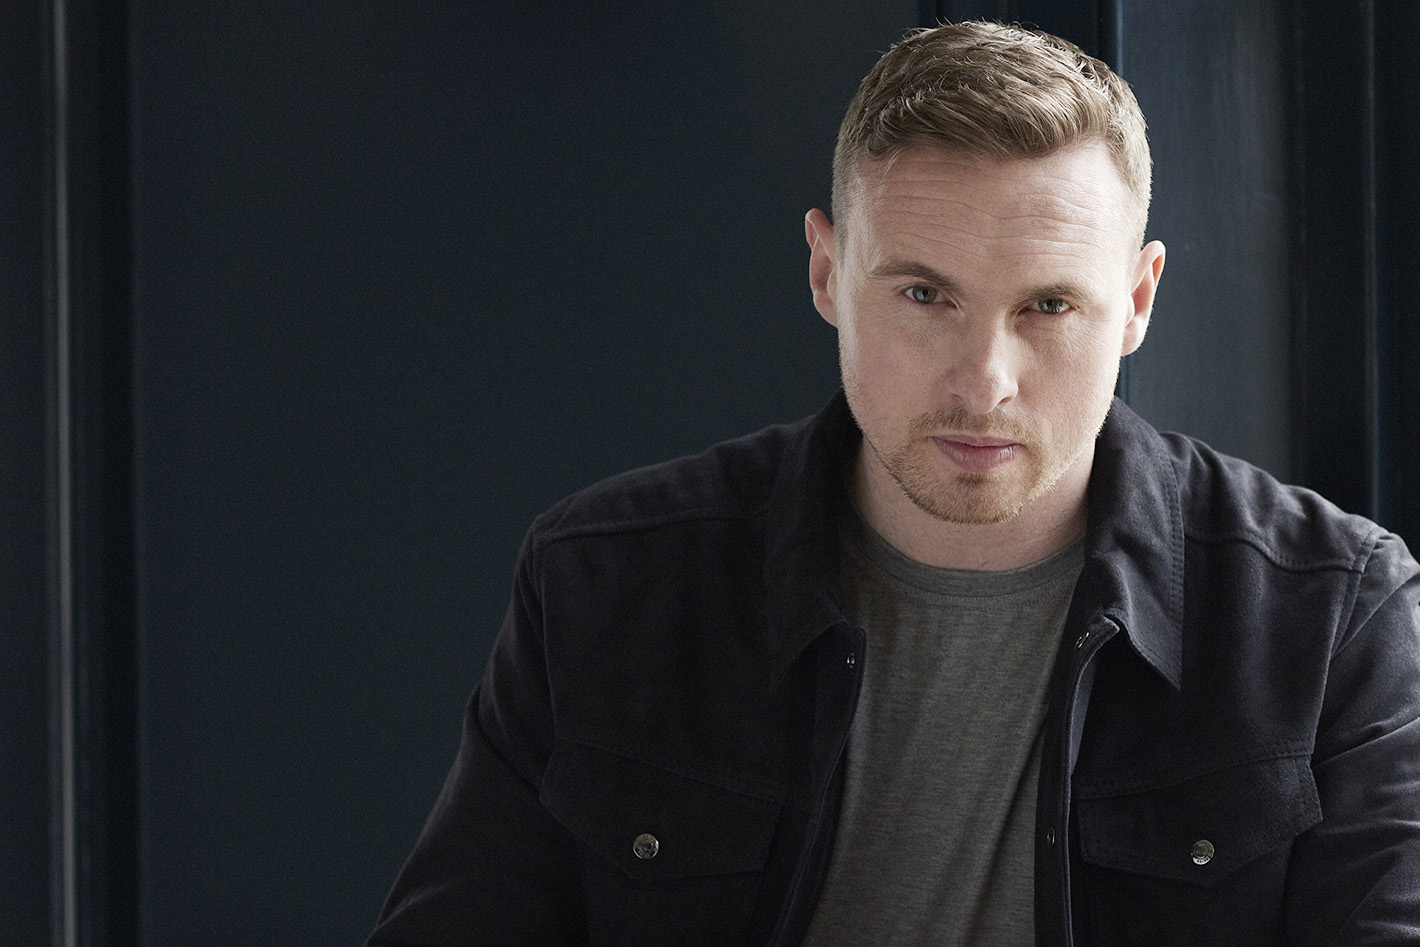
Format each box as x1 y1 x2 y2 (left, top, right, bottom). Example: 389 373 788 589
876 441 1024 525
864 404 1091 527
867 416 1032 526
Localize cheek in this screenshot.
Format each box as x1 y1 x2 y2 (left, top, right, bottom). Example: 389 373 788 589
1032 326 1125 407
835 321 869 400
841 309 937 379
836 318 928 430
838 315 894 382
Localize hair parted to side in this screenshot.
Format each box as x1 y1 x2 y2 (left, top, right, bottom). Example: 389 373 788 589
833 20 1152 248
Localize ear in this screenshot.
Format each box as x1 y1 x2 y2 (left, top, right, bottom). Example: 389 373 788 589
1121 240 1165 356
804 209 840 328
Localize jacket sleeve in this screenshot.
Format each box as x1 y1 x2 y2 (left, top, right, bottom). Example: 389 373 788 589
366 528 587 946
1286 531 1420 944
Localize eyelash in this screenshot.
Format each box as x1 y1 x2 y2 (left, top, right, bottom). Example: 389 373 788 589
902 286 1074 315
1031 298 1072 315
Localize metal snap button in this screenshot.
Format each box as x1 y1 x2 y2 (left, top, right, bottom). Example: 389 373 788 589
632 833 660 860
1045 828 1056 847
1075 631 1089 649
1191 839 1215 866
845 652 856 667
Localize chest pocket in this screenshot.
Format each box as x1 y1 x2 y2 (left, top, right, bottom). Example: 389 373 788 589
539 740 786 946
1072 753 1321 945
1075 752 1321 883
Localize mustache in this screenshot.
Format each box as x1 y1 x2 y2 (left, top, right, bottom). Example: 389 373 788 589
906 406 1033 441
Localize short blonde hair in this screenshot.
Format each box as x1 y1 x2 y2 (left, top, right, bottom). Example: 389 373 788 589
833 21 1152 248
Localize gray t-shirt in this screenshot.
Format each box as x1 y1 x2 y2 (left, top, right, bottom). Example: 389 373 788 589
802 513 1084 947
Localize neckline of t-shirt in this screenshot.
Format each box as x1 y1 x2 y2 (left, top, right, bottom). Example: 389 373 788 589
839 503 1087 598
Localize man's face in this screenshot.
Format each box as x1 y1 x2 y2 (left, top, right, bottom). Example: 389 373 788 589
806 142 1164 532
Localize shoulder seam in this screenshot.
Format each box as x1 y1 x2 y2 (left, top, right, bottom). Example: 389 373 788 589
1183 525 1377 575
537 502 769 548
1331 530 1392 660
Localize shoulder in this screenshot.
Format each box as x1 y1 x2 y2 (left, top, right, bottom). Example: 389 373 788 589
1161 433 1420 647
1101 399 1401 574
1094 399 1420 603
1157 428 1391 574
527 414 812 548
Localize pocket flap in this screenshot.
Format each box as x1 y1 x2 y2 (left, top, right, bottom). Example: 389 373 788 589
1075 754 1322 886
540 741 782 881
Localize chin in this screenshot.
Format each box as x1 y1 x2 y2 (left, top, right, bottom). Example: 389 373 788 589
897 472 1031 527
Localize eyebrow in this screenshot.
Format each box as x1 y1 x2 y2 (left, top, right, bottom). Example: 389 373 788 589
867 260 960 291
868 259 1095 304
1022 282 1092 303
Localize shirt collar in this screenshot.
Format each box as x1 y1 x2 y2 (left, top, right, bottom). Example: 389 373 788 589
762 392 1187 690
763 391 859 682
1078 398 1186 689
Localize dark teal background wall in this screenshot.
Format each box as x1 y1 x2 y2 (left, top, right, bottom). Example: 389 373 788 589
130 2 907 943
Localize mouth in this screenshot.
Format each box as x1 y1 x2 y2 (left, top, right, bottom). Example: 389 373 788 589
930 434 1020 473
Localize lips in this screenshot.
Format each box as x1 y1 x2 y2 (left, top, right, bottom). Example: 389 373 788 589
931 434 1019 473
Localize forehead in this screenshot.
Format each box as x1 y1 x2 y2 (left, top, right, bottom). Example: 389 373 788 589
844 143 1134 277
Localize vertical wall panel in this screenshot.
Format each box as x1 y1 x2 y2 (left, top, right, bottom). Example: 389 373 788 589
1371 0 1420 537
48 0 140 943
0 2 54 942
1291 1 1375 516
1116 0 1295 479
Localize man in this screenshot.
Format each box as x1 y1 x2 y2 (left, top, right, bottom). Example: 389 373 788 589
368 21 1420 946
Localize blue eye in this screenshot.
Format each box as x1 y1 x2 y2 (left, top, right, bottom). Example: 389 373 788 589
905 286 940 304
1033 297 1070 314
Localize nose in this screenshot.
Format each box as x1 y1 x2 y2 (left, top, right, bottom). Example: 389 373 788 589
945 318 1018 415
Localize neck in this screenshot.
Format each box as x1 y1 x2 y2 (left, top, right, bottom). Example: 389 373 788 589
850 447 1089 572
